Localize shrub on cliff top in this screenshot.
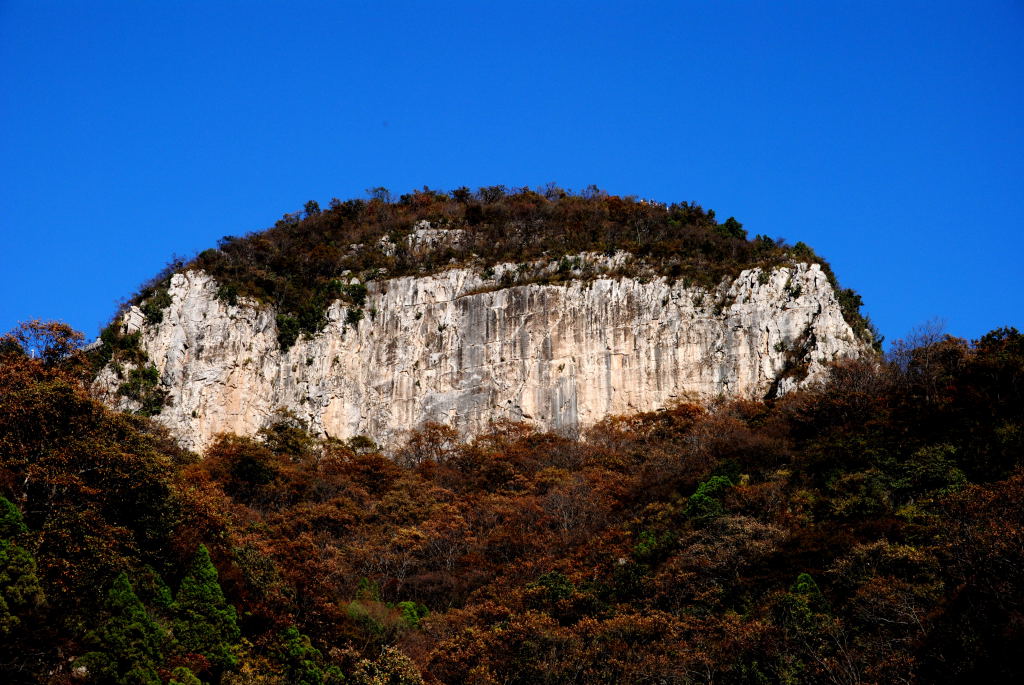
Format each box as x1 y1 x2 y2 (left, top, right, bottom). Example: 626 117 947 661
122 186 874 351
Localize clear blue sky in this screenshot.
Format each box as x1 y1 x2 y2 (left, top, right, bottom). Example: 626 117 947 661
2 1 1021 347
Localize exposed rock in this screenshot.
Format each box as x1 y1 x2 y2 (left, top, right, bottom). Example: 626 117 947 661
405 220 467 252
94 259 865 453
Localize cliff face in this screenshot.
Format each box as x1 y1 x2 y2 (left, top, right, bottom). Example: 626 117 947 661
95 259 865 452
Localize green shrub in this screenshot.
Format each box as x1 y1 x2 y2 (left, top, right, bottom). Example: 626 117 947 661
277 313 301 351
529 570 575 603
140 288 173 325
396 601 429 628
117 364 167 416
341 282 368 307
684 475 734 521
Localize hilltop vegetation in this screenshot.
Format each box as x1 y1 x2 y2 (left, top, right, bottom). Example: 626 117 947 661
124 186 880 351
2 319 1022 683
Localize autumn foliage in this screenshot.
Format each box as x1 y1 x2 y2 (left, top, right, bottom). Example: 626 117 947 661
121 186 879 352
1 320 1022 683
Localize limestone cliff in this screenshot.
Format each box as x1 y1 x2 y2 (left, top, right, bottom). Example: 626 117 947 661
94 257 865 453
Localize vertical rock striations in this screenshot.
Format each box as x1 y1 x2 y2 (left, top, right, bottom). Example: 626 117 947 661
94 260 865 452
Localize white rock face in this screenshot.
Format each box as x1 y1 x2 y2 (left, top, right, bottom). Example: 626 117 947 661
94 261 865 453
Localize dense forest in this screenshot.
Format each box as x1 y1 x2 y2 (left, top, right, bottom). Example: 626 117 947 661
2 318 1021 683
126 186 880 351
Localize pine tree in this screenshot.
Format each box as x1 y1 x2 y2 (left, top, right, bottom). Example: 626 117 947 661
0 540 45 637
275 626 345 685
0 496 43 638
77 573 165 684
174 545 240 670
0 495 28 538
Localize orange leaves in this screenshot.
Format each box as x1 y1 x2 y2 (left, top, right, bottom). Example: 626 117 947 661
1 319 84 368
7 320 1024 681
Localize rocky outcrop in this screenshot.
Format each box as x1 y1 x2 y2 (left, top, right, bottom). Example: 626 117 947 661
94 258 866 453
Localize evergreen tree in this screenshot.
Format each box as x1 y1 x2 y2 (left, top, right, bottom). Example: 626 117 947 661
0 495 28 538
174 545 240 670
77 573 165 685
684 475 733 521
0 496 43 638
0 539 45 637
276 626 336 685
270 626 345 685
135 565 175 612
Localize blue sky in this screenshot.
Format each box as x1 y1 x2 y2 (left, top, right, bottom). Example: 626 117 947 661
1 1 1021 347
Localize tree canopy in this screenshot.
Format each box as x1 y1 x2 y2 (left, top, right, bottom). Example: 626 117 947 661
116 186 880 352
1 320 1022 681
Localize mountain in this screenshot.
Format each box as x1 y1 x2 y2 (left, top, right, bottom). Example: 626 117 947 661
3 188 1023 684
90 188 875 452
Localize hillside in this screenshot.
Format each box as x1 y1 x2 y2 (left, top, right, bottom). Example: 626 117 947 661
90 187 877 451
2 320 1023 683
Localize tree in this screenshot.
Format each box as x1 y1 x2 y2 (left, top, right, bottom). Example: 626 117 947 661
684 475 733 521
351 646 423 685
275 626 343 685
0 497 43 639
76 573 165 684
718 217 747 239
450 186 472 203
0 496 28 538
366 187 392 203
0 542 45 639
476 185 507 203
174 545 240 670
2 320 84 367
168 667 202 685
395 422 460 467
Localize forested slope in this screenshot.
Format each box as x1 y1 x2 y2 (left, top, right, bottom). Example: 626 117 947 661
2 320 1022 683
